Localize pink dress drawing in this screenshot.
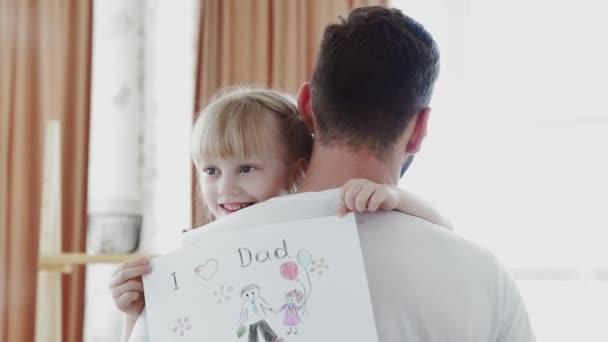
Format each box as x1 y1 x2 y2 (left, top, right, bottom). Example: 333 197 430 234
280 303 301 326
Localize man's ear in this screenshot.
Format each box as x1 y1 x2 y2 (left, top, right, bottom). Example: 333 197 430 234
405 107 431 154
297 82 315 132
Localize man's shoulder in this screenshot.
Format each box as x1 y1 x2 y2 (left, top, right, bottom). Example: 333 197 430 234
218 189 339 225
358 210 501 271
183 190 340 244
360 210 512 307
359 211 534 341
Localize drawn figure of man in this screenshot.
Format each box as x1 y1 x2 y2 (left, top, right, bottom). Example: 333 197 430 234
239 284 284 342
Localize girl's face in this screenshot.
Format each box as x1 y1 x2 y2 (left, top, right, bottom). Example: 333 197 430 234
199 131 292 218
285 295 295 304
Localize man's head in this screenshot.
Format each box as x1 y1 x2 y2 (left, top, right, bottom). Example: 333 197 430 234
241 284 260 302
299 6 440 161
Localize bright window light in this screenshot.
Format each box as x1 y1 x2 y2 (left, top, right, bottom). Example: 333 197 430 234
392 1 608 341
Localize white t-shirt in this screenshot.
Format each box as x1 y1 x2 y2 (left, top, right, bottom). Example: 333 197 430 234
129 189 535 342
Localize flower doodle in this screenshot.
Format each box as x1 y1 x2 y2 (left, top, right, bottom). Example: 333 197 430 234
172 317 192 336
309 257 329 275
214 284 234 304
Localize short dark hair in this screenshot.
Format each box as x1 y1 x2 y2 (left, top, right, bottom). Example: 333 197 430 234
310 6 440 158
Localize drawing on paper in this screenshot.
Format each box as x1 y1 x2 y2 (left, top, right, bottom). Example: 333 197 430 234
143 215 379 342
309 257 329 276
238 284 282 341
277 289 304 335
280 249 315 314
194 259 218 281
172 317 192 336
202 248 328 339
214 284 234 304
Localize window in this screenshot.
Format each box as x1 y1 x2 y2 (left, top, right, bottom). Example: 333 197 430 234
393 0 608 340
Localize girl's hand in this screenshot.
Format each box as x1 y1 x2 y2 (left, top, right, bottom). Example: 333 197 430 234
109 257 152 317
338 179 399 216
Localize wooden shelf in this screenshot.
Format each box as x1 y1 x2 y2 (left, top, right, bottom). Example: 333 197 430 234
39 253 157 273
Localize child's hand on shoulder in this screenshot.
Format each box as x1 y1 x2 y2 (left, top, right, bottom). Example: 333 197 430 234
338 178 400 216
339 178 454 229
109 257 152 317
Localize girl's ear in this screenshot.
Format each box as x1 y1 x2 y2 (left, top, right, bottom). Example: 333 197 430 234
290 158 308 193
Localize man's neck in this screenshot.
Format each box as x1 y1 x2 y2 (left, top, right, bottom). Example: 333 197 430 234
298 144 398 192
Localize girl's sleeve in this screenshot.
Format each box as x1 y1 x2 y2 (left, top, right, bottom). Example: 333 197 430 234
127 309 150 342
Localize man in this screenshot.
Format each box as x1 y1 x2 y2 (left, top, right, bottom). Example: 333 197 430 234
239 284 282 342
195 6 534 341
123 6 536 341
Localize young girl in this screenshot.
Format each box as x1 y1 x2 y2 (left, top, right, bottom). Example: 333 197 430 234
110 87 450 342
278 289 304 335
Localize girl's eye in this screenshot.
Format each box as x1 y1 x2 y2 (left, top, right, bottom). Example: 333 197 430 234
204 167 218 175
240 165 255 173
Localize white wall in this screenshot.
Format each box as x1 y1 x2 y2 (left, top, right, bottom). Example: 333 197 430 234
138 0 199 254
86 1 146 340
85 0 199 340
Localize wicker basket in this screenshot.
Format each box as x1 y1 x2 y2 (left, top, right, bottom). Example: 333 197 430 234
86 213 142 254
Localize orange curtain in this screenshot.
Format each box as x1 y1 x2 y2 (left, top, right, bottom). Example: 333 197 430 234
0 1 43 341
0 1 93 341
192 0 385 227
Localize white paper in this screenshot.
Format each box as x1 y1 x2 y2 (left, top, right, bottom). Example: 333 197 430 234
143 214 378 342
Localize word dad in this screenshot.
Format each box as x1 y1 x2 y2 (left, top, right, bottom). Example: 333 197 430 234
238 239 291 267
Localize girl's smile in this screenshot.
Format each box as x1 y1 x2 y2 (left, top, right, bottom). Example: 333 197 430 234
219 202 255 214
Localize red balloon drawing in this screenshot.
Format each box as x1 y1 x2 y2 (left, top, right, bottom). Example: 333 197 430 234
280 261 299 281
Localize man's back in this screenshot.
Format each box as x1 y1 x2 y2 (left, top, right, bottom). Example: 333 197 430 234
185 190 535 341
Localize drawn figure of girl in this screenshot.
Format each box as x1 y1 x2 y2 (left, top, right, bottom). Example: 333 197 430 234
278 289 304 335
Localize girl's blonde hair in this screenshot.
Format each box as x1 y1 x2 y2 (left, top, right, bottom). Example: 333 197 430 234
191 87 312 171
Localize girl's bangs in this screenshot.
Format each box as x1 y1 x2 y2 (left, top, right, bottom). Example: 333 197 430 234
195 102 275 162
